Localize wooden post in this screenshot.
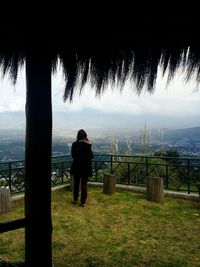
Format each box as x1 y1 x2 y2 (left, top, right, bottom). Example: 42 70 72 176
25 52 52 267
146 176 164 203
103 174 116 194
0 188 12 214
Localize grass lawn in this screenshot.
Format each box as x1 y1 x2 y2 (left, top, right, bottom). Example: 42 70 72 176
0 186 200 266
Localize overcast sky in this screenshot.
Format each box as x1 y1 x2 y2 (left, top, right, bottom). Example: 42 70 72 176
0 65 200 129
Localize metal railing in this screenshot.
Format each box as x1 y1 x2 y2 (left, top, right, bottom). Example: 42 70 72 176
0 154 200 194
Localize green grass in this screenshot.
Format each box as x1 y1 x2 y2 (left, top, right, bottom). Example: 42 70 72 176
0 186 200 266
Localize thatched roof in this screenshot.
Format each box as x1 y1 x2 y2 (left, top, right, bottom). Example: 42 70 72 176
0 9 199 100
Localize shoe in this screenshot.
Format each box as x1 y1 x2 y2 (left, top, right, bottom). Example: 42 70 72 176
80 203 85 207
72 201 77 204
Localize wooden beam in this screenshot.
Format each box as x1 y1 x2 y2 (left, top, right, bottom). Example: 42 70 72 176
25 52 52 267
0 218 26 234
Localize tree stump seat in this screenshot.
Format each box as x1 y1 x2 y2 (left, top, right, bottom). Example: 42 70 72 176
0 188 12 214
103 174 116 194
146 176 164 203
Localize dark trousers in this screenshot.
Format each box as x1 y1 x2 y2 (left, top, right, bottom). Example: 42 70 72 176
73 175 88 204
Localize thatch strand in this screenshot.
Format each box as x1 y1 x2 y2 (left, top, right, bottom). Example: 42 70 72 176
78 55 90 93
59 46 200 100
0 51 25 84
59 52 79 101
186 47 200 83
0 45 200 101
51 55 59 75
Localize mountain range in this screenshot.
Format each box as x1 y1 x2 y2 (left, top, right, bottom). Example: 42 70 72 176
0 111 200 143
1 110 200 130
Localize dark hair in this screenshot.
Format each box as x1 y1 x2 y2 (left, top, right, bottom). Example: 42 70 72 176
77 129 88 141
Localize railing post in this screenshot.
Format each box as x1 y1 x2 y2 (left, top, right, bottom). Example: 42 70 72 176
145 157 149 177
187 159 190 194
94 161 98 182
166 165 169 189
8 162 12 192
128 162 130 184
61 162 64 183
110 155 113 174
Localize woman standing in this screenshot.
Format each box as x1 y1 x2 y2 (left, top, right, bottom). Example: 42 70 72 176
70 129 94 207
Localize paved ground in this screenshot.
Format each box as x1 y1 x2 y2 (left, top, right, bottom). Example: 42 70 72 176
88 182 200 202
12 182 199 202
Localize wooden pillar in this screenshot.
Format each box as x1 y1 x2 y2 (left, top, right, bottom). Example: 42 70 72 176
25 52 52 267
103 174 116 194
0 188 12 214
146 176 164 203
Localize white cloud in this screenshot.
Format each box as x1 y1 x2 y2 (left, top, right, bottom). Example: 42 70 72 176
58 71 200 118
8 97 26 111
0 69 26 112
0 66 200 128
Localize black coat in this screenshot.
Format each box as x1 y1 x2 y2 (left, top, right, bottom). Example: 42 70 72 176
70 141 94 178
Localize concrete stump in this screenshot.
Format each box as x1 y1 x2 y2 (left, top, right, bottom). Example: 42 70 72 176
0 188 12 214
103 174 116 194
146 176 164 203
